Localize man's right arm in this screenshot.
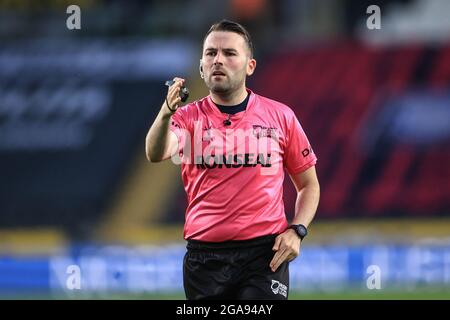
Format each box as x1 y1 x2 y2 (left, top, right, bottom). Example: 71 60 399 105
145 77 185 163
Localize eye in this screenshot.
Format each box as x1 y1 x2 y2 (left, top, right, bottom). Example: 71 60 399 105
206 51 216 56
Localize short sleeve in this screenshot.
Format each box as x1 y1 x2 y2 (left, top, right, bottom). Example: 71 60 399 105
170 110 187 140
283 114 317 175
169 108 190 156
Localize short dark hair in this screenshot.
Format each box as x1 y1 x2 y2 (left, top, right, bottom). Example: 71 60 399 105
203 19 254 58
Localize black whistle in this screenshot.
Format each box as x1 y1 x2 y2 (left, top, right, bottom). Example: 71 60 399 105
165 80 189 102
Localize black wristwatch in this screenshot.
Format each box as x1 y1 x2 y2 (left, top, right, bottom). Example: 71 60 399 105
288 224 308 241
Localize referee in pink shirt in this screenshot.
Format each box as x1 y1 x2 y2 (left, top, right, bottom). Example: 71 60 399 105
146 20 320 300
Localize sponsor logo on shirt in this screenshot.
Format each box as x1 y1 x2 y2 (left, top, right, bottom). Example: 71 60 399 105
302 146 313 157
171 121 181 129
270 280 287 298
252 125 278 139
195 153 272 169
171 121 282 175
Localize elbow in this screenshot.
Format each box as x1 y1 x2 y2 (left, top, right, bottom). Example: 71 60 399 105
315 179 321 192
145 140 159 163
145 151 152 162
313 181 321 202
145 148 162 163
312 179 320 195
299 179 320 195
146 153 163 163
146 153 153 163
145 137 165 163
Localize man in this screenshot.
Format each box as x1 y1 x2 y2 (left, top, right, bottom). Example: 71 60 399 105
145 20 320 300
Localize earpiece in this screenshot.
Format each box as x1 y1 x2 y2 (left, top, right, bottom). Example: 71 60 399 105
199 60 204 79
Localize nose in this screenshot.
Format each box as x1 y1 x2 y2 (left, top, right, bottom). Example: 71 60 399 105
213 51 223 65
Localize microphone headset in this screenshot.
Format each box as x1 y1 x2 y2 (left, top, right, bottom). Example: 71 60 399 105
223 114 231 126
199 61 204 79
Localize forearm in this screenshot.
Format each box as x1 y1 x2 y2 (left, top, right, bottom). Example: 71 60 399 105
291 182 320 228
145 104 173 162
271 178 319 271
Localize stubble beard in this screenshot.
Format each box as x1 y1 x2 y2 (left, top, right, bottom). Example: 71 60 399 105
205 74 245 97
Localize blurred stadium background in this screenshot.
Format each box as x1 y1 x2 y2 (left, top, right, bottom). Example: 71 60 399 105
0 0 449 299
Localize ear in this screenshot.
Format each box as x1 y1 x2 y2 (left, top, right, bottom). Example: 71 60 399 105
246 58 256 76
199 59 204 78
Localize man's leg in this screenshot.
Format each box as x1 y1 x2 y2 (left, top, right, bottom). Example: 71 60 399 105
183 250 237 300
237 247 290 300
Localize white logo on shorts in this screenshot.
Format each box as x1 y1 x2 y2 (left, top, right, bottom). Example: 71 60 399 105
271 280 287 297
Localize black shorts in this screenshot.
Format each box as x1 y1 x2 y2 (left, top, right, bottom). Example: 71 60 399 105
183 234 289 300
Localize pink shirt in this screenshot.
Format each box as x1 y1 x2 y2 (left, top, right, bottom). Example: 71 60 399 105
170 89 317 241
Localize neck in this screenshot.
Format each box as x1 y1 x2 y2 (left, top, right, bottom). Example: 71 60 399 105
211 86 248 106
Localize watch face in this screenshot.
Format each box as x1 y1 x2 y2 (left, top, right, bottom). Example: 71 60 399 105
294 225 307 238
289 224 307 239
297 225 307 237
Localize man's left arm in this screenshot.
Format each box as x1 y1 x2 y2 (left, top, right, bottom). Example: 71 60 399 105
269 166 320 272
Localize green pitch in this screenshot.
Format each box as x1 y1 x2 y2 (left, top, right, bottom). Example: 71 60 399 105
101 289 450 300
3 289 449 300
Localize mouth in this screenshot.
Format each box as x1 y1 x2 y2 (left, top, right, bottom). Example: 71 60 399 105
212 70 226 77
